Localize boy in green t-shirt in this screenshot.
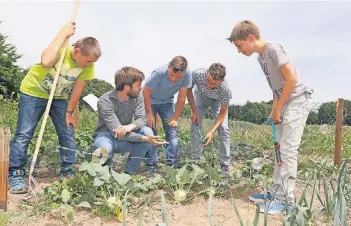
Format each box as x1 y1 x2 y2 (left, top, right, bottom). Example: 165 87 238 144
8 21 101 194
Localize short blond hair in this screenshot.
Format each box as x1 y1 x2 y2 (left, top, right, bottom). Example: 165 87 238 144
74 37 101 58
227 20 260 42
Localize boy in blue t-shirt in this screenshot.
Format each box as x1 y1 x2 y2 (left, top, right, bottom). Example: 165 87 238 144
142 56 191 172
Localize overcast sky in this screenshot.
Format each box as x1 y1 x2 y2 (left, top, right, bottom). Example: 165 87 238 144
1 0 350 105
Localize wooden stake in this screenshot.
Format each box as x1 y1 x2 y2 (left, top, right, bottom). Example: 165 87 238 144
334 98 343 165
0 127 10 211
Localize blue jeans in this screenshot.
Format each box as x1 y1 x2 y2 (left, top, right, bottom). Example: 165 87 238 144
93 126 154 174
147 103 178 166
9 92 76 174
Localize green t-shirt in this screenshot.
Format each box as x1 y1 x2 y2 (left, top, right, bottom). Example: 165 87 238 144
20 45 94 99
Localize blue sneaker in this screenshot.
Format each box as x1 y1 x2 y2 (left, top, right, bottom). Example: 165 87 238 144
147 165 157 176
259 200 290 215
249 192 272 203
60 170 75 180
8 170 28 194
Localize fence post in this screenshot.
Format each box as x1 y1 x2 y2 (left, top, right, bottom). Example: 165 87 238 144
0 127 10 211
334 98 343 165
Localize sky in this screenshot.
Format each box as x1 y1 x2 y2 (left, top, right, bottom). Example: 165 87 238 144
1 0 350 105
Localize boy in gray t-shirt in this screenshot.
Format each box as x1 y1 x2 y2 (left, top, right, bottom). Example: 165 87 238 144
187 63 232 177
227 20 313 215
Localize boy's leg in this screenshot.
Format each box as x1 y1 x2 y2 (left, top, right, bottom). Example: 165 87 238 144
49 99 76 176
190 94 208 161
211 100 230 175
124 126 154 174
93 131 118 168
268 93 312 203
9 93 46 193
158 103 178 166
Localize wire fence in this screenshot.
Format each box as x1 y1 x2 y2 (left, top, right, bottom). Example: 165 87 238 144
155 100 351 166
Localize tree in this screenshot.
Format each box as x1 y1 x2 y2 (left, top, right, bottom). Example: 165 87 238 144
306 110 319 125
82 78 114 99
0 22 26 99
228 104 243 120
241 101 271 124
318 102 336 125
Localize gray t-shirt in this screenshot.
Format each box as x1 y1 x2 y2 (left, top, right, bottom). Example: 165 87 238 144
257 43 313 100
191 68 232 105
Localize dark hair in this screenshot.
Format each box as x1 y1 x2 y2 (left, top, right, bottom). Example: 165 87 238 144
115 67 145 91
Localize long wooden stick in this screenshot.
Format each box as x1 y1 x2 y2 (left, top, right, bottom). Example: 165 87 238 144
29 0 80 177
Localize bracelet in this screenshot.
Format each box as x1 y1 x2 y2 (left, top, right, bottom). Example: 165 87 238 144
66 110 74 114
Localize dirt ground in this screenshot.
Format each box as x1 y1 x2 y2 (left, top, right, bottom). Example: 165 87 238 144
4 178 336 226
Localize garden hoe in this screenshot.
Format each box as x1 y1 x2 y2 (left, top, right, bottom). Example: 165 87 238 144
266 118 282 167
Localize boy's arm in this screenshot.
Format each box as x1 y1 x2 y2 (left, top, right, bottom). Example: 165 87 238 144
132 94 147 131
143 69 161 128
272 63 297 123
168 87 188 126
203 105 228 145
169 70 192 126
268 44 297 123
269 95 278 116
66 80 86 129
187 89 199 124
186 70 199 123
143 87 155 128
41 22 76 68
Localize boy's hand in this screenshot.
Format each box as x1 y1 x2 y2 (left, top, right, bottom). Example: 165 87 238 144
60 21 76 39
147 113 156 129
271 107 282 124
142 136 169 146
203 131 214 146
168 116 178 127
66 112 77 130
191 112 200 124
113 125 135 139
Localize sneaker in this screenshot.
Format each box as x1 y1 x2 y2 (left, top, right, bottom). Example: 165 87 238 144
249 192 273 204
60 170 75 179
259 200 290 215
147 166 157 176
8 170 28 194
220 164 229 177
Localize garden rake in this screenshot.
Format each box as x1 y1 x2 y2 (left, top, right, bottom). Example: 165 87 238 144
27 0 80 200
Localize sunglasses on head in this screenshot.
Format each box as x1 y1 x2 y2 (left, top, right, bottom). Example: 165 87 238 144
172 68 184 73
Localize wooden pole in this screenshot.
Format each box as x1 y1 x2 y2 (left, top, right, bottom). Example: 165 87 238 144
0 127 10 211
334 98 344 165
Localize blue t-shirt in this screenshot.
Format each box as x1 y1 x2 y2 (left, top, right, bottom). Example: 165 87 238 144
144 64 192 104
